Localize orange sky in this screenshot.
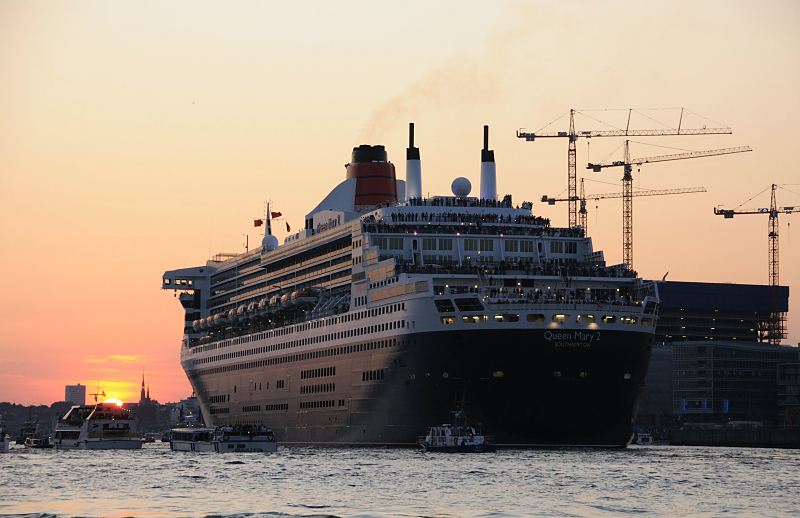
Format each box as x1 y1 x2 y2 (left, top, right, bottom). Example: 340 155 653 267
1 1 798 405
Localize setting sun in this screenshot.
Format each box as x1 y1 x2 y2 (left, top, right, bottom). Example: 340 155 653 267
102 397 124 407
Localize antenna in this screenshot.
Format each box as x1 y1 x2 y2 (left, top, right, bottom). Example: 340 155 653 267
89 379 105 404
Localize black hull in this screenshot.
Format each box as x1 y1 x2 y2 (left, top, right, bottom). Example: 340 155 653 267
189 328 653 447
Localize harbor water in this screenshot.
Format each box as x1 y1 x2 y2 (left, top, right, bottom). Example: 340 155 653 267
1 443 798 517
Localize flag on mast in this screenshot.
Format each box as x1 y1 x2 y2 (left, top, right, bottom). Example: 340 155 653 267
286 221 291 232
271 211 282 218
254 219 264 227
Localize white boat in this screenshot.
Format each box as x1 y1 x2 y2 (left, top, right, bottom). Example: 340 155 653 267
51 403 142 450
633 432 654 445
170 425 277 453
419 411 495 453
24 434 53 449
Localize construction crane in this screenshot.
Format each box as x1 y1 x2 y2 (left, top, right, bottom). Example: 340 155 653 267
714 184 797 344
586 142 752 268
517 108 733 228
541 180 707 234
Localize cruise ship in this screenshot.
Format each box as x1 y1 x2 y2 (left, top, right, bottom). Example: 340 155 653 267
162 124 659 447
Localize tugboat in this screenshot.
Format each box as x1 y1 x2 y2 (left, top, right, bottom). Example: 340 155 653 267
170 425 277 453
419 411 496 453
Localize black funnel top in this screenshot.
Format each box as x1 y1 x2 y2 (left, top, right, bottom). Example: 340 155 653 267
407 122 420 160
481 124 494 163
352 145 387 163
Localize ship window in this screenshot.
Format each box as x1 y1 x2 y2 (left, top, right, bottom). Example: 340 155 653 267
621 316 637 324
550 241 564 254
602 315 616 323
438 239 453 250
577 314 596 324
422 238 437 250
526 314 545 323
504 240 519 252
521 240 535 253
552 314 568 323
454 298 483 311
464 239 478 251
462 315 483 324
440 316 456 325
479 239 494 251
494 314 520 322
434 299 455 313
565 242 577 254
641 318 653 326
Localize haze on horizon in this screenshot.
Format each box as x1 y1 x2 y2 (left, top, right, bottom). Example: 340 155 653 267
1 0 798 405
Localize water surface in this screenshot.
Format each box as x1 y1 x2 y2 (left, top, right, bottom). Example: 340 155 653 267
1 443 798 517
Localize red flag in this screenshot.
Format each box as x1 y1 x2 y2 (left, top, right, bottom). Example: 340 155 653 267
286 221 291 232
253 219 263 227
271 211 282 218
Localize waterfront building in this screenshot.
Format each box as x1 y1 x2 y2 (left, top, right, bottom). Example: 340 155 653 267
777 362 800 428
671 341 798 426
654 281 789 344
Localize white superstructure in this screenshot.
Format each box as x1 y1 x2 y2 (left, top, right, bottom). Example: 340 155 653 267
52 403 142 450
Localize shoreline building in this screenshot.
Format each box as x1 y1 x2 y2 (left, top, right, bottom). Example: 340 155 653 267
637 280 794 431
64 384 86 406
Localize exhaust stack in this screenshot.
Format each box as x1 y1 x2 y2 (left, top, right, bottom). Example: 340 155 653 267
480 124 496 200
405 123 421 200
345 144 398 209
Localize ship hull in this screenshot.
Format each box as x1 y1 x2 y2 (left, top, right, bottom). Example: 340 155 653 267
188 327 653 447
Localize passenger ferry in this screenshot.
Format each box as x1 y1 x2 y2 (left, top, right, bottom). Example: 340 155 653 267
162 124 658 447
170 425 277 453
51 403 142 450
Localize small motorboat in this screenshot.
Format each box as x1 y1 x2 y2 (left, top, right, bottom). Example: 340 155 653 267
24 434 53 449
419 411 495 453
633 432 654 446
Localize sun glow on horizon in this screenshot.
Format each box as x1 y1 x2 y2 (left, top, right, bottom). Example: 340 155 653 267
103 397 124 407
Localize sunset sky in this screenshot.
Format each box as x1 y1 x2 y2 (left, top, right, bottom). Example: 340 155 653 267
1 1 798 405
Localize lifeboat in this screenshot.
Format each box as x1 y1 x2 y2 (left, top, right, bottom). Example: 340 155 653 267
236 305 246 321
291 288 320 307
280 293 292 309
192 319 201 332
258 298 268 315
227 308 238 322
269 295 280 309
246 302 256 320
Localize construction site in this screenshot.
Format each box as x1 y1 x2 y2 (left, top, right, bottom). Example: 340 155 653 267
518 107 798 446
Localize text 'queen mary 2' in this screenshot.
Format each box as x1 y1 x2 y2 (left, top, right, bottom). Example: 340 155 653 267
162 124 659 447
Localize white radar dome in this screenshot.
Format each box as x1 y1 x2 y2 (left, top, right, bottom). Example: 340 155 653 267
451 177 472 197
262 234 279 251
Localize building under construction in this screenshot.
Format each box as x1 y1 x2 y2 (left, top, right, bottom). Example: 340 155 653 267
637 280 796 434
655 281 789 344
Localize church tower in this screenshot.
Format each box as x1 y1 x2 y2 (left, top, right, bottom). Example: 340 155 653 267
140 373 146 404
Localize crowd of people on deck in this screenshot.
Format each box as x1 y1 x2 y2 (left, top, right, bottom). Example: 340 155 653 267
406 196 517 209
